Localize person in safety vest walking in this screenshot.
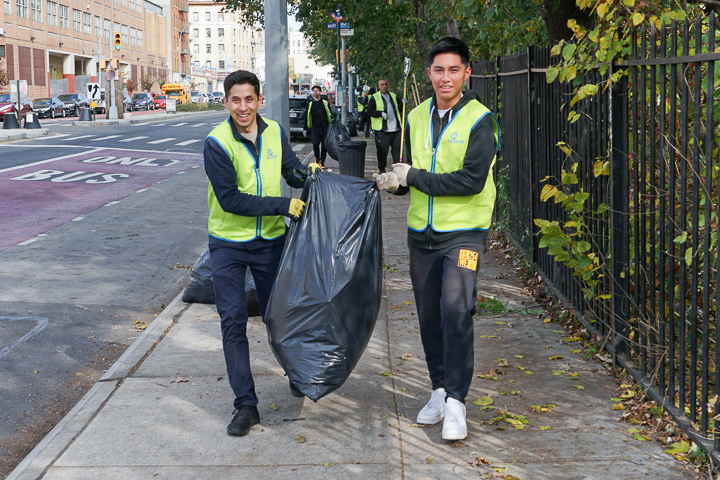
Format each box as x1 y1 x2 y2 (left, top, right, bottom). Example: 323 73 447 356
357 87 370 138
373 37 500 441
367 79 403 173
307 85 333 167
204 70 321 437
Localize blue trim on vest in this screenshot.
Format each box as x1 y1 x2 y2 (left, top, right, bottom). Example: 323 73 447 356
209 232 258 243
206 136 231 159
470 111 501 152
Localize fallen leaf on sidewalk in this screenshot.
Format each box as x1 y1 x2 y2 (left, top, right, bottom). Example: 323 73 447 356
473 397 494 407
514 355 525 359
476 374 498 380
551 330 565 334
409 424 430 428
380 371 392 376
543 318 551 323
571 349 582 354
612 403 625 410
538 426 551 430
297 434 306 443
523 370 534 375
270 403 278 411
170 376 188 384
511 390 521 395
552 371 564 376
549 355 563 360
497 359 510 367
426 456 434 464
575 385 585 390
529 404 555 413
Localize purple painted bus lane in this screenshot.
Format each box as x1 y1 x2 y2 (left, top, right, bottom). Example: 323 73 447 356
0 148 202 252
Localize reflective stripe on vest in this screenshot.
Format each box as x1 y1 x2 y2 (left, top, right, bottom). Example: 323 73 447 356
370 91 399 131
206 118 285 242
407 98 499 233
307 99 332 128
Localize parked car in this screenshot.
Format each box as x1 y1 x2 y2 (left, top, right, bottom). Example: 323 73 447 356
211 92 224 104
93 92 133 114
123 92 133 112
58 93 90 116
33 97 66 119
202 93 211 103
0 93 33 121
131 92 154 111
288 95 310 139
190 91 202 104
153 94 167 109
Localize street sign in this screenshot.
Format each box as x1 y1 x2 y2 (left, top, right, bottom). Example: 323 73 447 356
326 22 351 29
340 29 354 36
87 82 101 101
90 101 97 109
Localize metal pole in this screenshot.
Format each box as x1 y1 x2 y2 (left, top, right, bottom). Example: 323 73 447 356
265 0 290 195
341 37 347 127
348 67 354 115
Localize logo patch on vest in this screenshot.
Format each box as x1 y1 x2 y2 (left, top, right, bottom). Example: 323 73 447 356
457 249 479 270
266 149 277 159
447 132 465 144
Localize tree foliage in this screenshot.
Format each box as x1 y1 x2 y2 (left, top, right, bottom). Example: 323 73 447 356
0 59 8 90
139 74 155 92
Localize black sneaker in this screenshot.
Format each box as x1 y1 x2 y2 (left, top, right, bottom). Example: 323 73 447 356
289 382 305 398
227 405 260 436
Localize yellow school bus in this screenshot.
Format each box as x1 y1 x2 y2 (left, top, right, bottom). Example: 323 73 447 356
161 83 189 104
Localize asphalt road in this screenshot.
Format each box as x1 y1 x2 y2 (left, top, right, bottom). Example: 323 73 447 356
0 108 313 477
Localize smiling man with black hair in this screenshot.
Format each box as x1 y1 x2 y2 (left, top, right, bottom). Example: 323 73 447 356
374 37 500 441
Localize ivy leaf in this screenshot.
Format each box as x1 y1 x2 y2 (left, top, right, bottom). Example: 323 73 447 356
562 43 577 61
685 247 693 267
632 12 645 25
546 66 559 84
540 184 559 202
623 0 635 6
665 441 691 455
674 231 688 244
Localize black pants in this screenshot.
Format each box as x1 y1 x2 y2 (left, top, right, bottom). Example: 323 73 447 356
408 241 484 402
209 240 284 408
311 124 329 164
374 129 401 172
358 111 370 137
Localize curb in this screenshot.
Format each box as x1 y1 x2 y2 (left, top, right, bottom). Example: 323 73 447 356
70 110 222 126
0 128 50 143
6 291 188 480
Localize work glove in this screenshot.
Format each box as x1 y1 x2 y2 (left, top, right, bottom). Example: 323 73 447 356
288 198 306 219
381 112 388 120
307 162 323 173
372 172 399 192
390 163 411 187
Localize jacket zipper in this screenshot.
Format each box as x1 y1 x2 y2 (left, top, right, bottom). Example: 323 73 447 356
253 135 262 238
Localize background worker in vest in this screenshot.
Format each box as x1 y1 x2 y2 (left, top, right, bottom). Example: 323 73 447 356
357 87 370 138
373 37 500 441
367 79 402 173
307 85 333 167
204 70 321 438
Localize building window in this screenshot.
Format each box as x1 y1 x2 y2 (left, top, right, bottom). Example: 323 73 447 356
72 8 81 31
219 59 224 70
59 4 68 28
205 11 210 21
217 13 223 22
47 0 56 24
135 0 140 12
129 0 134 10
218 44 224 54
205 28 210 38
16 0 28 18
104 18 110 39
95 15 100 36
4 0 10 15
193 28 198 38
137 29 142 47
218 27 223 38
206 60 211 68
130 27 136 45
121 0 125 7
206 44 211 53
113 21 119 34
193 44 198 54
192 11 197 21
83 12 91 34
121 24 127 43
31 0 41 21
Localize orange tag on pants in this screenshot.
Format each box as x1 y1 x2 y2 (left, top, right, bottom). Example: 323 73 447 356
457 249 479 270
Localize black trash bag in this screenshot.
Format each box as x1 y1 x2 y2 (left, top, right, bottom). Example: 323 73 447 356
266 172 382 401
348 120 358 137
182 249 215 304
182 249 260 316
324 119 351 160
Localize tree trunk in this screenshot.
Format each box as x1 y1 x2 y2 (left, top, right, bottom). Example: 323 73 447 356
412 0 433 99
445 11 462 40
540 0 594 44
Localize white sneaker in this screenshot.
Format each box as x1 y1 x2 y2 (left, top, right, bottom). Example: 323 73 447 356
416 388 446 425
442 397 467 440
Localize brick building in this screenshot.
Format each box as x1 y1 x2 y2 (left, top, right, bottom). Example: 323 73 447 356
0 0 170 99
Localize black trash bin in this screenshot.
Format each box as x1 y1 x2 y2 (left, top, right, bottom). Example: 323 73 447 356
337 140 367 179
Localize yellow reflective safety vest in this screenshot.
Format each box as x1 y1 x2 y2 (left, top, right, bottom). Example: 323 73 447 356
407 98 499 233
206 118 285 242
357 96 365 112
307 98 332 128
370 91 399 131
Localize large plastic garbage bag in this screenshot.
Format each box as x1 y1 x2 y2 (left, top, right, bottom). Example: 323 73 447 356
324 119 351 160
265 172 382 401
182 250 259 316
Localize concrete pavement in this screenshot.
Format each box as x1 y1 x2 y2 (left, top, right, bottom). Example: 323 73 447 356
7 137 697 479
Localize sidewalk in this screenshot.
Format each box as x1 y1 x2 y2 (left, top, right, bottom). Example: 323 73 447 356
8 138 697 480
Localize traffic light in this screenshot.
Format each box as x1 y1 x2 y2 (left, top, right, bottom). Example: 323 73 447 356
113 32 121 51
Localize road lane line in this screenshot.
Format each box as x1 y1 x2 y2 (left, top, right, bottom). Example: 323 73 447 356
0 317 49 360
60 134 96 141
118 136 148 142
17 238 39 246
0 148 105 173
147 138 176 144
33 134 71 140
90 135 122 141
174 122 187 126
191 123 207 127
292 144 304 152
176 139 201 146
71 216 84 221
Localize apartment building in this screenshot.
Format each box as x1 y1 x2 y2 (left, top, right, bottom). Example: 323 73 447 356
187 0 263 93
0 0 169 99
288 27 331 88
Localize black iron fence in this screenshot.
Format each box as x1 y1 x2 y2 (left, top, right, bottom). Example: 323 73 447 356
471 14 720 462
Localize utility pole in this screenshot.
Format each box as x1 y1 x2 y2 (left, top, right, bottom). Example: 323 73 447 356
265 0 289 196
341 37 347 127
